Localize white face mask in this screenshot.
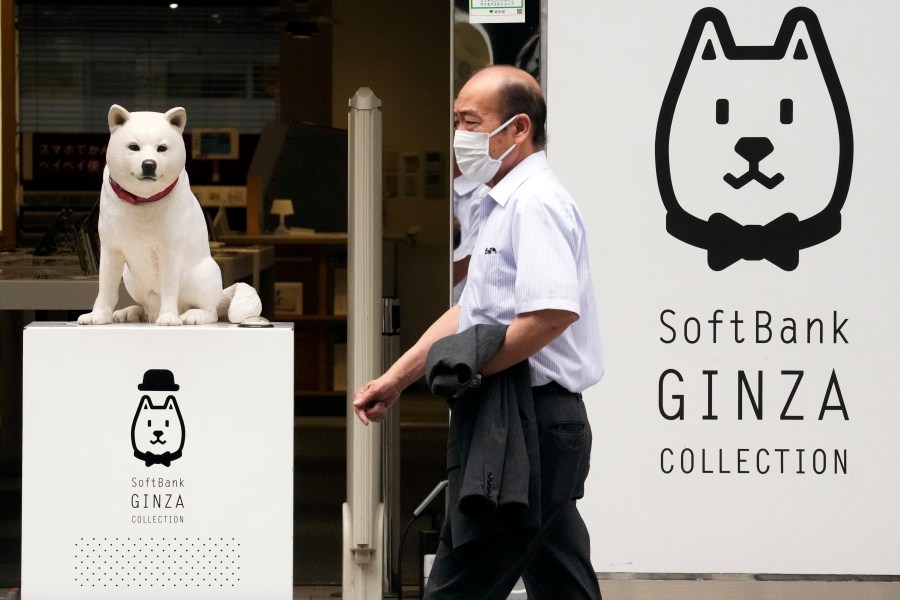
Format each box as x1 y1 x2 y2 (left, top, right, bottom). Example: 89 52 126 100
453 114 518 184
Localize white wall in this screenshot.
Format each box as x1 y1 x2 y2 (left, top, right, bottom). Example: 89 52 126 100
548 1 900 574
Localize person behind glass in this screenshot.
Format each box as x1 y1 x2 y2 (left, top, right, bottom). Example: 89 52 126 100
353 65 604 600
451 160 488 304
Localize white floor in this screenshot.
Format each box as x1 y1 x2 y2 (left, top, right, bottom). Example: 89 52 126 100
601 580 900 600
5 580 900 599
279 580 900 600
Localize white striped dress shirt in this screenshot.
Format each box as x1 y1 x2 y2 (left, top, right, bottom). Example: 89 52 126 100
458 151 605 393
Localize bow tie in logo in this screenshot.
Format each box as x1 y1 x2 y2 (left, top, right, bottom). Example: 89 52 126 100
706 212 801 271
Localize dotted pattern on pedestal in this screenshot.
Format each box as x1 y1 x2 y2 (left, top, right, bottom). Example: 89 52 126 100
74 537 241 588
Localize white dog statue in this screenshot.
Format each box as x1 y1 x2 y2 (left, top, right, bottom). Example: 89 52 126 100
78 104 262 326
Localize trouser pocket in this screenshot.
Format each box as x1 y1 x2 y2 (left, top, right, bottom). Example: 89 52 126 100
550 421 585 433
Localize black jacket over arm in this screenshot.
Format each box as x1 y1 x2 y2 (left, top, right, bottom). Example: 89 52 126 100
425 324 541 551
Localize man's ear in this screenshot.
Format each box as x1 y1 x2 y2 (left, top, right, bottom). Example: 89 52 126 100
513 113 532 143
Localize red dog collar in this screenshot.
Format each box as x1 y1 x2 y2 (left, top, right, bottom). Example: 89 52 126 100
109 176 179 204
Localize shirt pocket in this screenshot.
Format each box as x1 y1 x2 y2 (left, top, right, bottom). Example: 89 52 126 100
468 251 503 316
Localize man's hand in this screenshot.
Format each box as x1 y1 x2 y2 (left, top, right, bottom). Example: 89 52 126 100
351 304 461 425
352 376 402 425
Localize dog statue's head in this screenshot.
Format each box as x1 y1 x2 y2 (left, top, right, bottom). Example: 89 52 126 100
106 105 188 199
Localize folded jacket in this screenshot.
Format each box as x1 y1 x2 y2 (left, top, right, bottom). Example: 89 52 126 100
426 324 541 550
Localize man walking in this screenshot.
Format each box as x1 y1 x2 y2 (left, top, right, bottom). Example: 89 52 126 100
353 65 604 600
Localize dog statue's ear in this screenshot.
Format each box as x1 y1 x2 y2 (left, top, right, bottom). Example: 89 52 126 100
108 104 130 134
164 107 187 134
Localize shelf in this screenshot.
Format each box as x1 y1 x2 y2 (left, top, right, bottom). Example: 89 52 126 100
224 234 348 416
220 233 347 246
275 312 347 322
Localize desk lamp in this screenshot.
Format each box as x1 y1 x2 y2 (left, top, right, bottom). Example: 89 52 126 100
270 199 294 234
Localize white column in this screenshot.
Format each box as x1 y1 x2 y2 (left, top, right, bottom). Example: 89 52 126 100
343 87 384 599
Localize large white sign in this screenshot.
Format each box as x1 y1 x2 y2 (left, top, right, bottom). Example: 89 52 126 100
548 1 900 574
21 323 294 598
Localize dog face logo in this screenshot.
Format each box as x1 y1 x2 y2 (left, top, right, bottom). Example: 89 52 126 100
656 8 853 270
131 369 185 467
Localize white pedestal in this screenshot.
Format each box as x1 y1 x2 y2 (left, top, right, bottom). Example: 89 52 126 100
21 323 294 599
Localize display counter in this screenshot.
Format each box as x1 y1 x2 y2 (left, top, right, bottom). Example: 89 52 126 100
0 246 274 310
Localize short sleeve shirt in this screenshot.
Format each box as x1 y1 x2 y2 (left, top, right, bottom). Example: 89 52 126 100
458 151 605 392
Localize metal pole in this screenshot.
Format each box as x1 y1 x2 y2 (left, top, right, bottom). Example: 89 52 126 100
382 297 401 592
343 87 384 599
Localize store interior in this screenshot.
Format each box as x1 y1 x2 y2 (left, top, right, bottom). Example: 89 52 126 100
0 0 542 595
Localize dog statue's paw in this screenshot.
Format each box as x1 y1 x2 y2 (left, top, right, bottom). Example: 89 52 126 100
180 308 218 325
113 305 146 323
77 310 113 325
156 312 183 326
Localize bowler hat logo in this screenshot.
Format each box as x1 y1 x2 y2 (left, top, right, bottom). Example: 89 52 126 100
137 368 180 392
655 7 852 271
131 369 185 467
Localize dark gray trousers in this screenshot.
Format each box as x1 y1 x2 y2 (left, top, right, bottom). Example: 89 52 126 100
424 384 603 600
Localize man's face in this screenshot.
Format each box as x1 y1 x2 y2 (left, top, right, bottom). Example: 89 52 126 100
453 77 516 161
